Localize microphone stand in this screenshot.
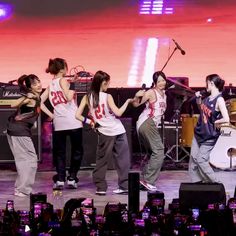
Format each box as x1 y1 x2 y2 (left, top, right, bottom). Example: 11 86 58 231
161 47 178 72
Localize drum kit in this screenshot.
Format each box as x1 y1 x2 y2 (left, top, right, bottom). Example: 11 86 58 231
164 77 195 162
164 77 236 168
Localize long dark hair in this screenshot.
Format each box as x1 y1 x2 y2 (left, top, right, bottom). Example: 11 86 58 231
45 58 68 75
17 74 40 93
153 71 167 85
88 70 110 108
206 74 225 92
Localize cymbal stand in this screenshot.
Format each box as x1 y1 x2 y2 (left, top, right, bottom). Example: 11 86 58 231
227 148 236 171
164 109 190 162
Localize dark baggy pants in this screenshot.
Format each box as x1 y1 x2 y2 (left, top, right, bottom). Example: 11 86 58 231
53 128 83 182
93 132 130 191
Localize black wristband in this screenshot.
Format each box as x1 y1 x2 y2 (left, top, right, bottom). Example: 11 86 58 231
69 82 75 90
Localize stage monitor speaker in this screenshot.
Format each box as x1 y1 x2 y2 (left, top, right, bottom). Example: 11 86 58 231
128 171 140 214
179 182 226 212
0 108 41 163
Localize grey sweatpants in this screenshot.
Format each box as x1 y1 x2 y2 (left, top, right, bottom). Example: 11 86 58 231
7 135 38 194
138 118 165 186
93 132 130 191
188 136 219 183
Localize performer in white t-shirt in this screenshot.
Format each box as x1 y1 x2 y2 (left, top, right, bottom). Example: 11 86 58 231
41 58 83 190
133 71 167 191
76 70 133 195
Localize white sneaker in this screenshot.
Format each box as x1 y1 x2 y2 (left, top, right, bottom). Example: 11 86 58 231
67 179 78 189
140 180 157 191
14 191 28 197
95 190 106 196
113 188 128 194
53 181 64 190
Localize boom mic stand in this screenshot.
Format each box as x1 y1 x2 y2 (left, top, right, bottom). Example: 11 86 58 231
161 47 178 72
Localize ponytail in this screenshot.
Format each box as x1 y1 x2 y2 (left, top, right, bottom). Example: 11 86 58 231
206 74 225 92
45 58 68 75
17 74 39 93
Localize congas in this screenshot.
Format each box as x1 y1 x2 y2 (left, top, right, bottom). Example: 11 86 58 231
226 98 236 122
180 114 199 147
210 124 236 169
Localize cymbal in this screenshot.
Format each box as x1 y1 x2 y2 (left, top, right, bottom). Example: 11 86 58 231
166 77 194 92
167 88 194 97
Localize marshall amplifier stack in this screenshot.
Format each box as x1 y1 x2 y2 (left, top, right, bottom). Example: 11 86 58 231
0 82 21 107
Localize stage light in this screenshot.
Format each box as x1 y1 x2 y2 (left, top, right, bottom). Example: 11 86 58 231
139 0 173 15
0 3 13 21
207 18 213 23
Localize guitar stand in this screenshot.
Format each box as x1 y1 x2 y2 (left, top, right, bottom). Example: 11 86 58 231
164 109 190 162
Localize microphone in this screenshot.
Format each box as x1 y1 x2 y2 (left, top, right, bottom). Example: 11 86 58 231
138 83 147 103
188 89 208 102
172 39 186 55
198 89 208 97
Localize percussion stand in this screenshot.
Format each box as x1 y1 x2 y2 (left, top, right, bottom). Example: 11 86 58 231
165 109 190 162
228 148 235 171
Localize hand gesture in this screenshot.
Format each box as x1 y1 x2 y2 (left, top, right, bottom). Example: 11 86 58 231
195 91 202 98
47 115 54 122
127 98 134 104
90 120 96 129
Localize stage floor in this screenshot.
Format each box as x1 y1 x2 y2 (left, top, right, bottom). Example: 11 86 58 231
0 169 235 214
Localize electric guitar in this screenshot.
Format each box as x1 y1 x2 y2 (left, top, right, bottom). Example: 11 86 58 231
209 124 236 170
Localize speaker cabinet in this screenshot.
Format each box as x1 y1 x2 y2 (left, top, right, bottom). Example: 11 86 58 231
179 182 226 212
0 108 41 163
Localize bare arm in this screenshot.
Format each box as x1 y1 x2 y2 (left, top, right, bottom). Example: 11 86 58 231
215 97 230 124
75 95 87 122
132 89 153 107
60 78 75 102
11 96 30 108
107 94 133 117
75 95 94 127
40 87 54 119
